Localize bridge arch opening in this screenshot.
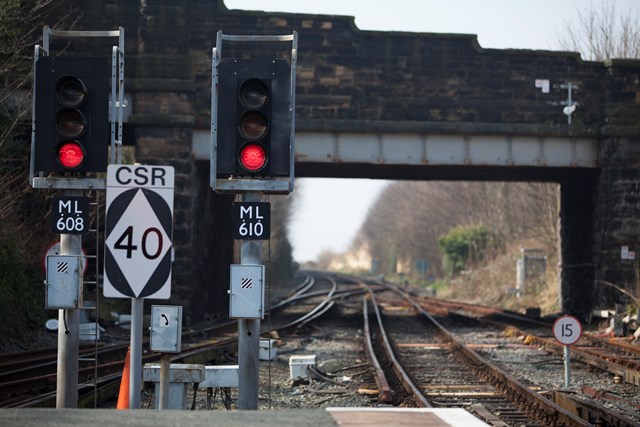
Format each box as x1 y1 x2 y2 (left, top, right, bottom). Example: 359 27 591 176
290 154 601 318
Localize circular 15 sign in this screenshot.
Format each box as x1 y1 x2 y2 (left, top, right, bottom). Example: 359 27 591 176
553 315 582 345
104 165 174 299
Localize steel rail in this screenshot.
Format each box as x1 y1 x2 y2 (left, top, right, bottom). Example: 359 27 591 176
290 287 373 331
412 287 640 386
0 273 316 394
365 285 432 407
417 294 552 328
500 324 640 387
3 274 341 408
275 273 338 330
390 286 591 427
552 391 640 427
581 334 640 358
434 299 640 388
0 343 108 371
273 273 316 308
0 343 126 385
581 385 640 412
361 295 393 403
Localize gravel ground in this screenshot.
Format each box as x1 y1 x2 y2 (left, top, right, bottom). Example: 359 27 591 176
455 327 640 423
151 303 380 411
9 283 639 423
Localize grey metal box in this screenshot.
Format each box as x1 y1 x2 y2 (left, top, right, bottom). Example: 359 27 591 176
199 365 239 388
229 264 265 319
46 255 82 309
150 305 182 353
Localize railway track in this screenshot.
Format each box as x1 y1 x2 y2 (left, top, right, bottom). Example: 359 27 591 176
0 273 345 408
357 277 640 427
362 283 582 425
3 271 640 426
413 292 640 388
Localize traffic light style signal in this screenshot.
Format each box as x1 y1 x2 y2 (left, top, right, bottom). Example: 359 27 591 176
216 58 292 181
33 56 109 174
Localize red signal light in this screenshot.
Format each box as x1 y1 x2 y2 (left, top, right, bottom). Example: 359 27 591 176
239 143 267 172
56 141 85 170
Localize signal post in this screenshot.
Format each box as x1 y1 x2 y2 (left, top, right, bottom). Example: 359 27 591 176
31 26 125 408
211 31 297 409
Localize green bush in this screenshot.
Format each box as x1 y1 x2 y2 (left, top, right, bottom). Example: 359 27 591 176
438 224 496 276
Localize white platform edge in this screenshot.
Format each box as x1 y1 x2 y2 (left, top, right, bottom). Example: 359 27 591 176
325 407 489 427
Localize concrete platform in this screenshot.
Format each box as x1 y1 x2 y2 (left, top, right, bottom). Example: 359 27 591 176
0 407 488 426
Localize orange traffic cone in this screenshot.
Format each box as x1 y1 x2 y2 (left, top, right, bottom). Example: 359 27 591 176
116 346 131 409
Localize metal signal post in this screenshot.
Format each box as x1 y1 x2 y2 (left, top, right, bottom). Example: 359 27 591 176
32 26 125 409
55 197 82 408
238 192 263 410
211 31 296 410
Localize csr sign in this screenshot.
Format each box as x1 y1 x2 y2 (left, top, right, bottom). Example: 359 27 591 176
104 165 174 299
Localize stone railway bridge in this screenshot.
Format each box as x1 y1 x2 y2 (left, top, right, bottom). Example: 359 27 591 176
59 0 640 321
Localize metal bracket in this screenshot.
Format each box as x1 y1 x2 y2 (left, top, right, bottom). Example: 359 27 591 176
559 82 579 126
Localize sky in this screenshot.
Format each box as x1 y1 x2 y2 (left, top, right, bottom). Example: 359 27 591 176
225 0 638 263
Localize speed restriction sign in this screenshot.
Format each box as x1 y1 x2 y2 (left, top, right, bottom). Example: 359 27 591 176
553 315 582 345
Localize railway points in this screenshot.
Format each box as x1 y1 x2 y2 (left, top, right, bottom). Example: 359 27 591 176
2 272 640 426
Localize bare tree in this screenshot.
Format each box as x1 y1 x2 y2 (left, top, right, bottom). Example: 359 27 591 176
558 0 640 60
0 1 76 245
268 193 295 282
0 0 69 148
355 180 559 277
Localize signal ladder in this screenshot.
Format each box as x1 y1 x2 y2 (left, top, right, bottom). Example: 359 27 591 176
76 190 104 408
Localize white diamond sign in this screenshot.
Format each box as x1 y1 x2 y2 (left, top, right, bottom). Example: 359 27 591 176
104 165 174 299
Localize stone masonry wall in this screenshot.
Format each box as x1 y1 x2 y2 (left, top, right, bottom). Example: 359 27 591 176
593 138 640 307
60 0 640 317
